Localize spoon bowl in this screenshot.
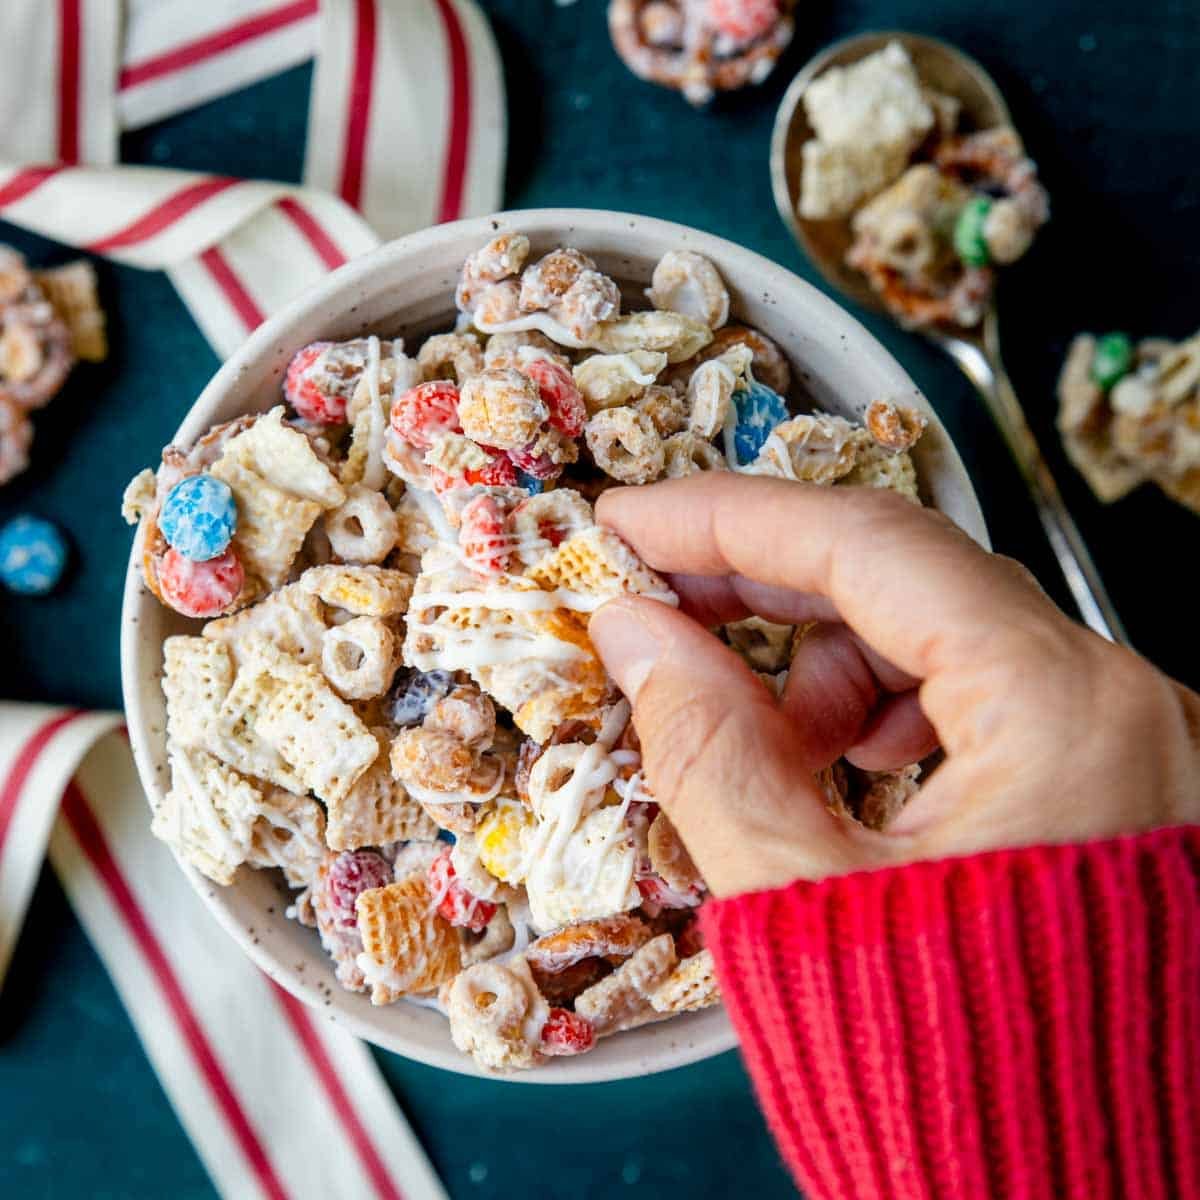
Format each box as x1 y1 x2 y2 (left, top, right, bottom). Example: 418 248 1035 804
770 31 1010 319
768 31 1129 645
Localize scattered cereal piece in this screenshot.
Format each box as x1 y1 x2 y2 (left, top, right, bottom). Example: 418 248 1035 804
648 948 720 1014
321 616 397 700
325 484 399 564
662 430 728 477
458 367 548 450
590 309 713 363
865 398 928 452
356 874 464 1003
34 260 107 362
574 933 677 1036
245 787 327 885
203 582 328 665
162 636 234 749
0 514 68 595
527 525 675 603
646 250 729 329
585 406 665 484
417 332 484 384
300 563 413 616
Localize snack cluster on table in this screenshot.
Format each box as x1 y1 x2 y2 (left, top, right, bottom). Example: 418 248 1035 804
798 42 1050 329
1057 327 1200 513
123 234 930 1071
1 245 107 485
609 0 795 106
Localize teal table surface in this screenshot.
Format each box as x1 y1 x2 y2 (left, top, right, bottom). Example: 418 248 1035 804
2 2 1198 1197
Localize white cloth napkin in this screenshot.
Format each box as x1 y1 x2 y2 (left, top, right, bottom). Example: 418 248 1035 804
1 3 507 1196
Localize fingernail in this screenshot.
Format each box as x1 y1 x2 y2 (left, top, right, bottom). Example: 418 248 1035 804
589 600 661 701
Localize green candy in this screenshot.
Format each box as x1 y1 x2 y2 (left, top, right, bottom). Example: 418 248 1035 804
1090 332 1134 390
953 196 993 267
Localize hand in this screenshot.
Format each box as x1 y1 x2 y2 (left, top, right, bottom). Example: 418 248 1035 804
589 474 1200 897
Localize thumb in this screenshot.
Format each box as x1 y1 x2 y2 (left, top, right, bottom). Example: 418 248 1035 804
589 595 860 894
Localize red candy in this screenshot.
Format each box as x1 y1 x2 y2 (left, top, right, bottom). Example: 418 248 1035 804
541 1008 596 1056
284 341 347 424
637 875 703 912
326 850 393 929
428 848 496 933
157 545 244 618
521 358 586 438
428 446 518 494
507 440 562 481
459 494 510 575
707 0 779 41
390 381 462 449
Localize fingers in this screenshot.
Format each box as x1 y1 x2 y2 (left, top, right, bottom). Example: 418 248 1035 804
844 691 940 771
589 595 867 893
597 474 1057 681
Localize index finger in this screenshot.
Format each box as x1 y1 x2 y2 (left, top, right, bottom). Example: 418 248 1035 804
595 473 1056 679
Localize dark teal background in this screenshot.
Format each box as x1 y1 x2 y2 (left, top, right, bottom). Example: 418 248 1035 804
2 2 1198 1197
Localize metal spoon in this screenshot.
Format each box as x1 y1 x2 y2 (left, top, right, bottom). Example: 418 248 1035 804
770 31 1128 645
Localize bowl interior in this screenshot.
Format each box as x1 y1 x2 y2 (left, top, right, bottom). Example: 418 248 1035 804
122 209 988 1082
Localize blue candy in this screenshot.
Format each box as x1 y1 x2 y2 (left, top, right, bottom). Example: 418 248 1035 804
0 515 68 596
389 669 453 727
159 474 238 562
517 472 544 495
732 381 789 464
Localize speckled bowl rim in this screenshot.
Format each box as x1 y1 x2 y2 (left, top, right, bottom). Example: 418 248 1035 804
121 208 989 1083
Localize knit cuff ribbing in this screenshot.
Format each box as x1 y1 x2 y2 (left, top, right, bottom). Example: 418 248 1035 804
701 827 1200 1200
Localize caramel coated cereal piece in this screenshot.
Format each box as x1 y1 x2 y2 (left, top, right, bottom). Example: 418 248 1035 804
526 914 652 975
865 398 928 452
457 367 548 450
574 933 677 1036
34 260 107 361
356 875 463 1003
425 684 496 752
634 384 688 436
746 413 867 484
390 726 477 793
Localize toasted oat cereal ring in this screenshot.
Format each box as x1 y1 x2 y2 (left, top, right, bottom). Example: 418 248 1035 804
687 358 738 439
390 381 462 450
662 430 728 477
322 615 397 700
455 233 531 314
326 485 400 564
541 1008 596 1056
527 914 652 975
646 250 730 329
445 958 548 1071
0 396 33 486
457 367 548 451
158 545 244 618
520 356 586 437
585 407 665 484
0 301 74 411
865 398 928 452
557 270 622 340
417 332 484 384
634 384 688 437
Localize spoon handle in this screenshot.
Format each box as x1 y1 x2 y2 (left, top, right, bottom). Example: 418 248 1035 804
937 313 1130 646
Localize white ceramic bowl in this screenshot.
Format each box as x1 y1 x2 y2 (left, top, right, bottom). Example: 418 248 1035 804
121 209 988 1082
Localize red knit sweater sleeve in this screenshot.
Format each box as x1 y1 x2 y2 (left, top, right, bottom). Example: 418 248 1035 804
699 826 1200 1200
